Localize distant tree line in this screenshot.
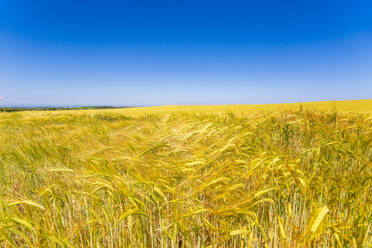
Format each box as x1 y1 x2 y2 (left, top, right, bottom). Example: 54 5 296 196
0 106 130 112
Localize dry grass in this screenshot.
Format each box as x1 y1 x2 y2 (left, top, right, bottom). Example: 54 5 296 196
0 102 371 247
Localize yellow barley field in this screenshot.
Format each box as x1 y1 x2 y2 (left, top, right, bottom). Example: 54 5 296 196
0 100 371 247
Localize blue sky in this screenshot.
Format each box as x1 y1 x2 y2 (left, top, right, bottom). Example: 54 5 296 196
1 0 371 106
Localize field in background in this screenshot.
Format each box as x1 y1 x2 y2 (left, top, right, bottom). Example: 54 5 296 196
0 100 371 247
95 99 372 116
4 99 371 117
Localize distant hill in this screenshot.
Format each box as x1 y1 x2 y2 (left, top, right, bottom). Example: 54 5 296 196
0 106 131 112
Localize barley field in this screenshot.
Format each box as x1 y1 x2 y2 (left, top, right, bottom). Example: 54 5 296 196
0 100 371 247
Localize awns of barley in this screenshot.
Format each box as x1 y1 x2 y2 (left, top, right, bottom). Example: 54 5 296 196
0 110 370 247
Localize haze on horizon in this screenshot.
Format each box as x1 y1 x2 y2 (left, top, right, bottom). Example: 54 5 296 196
1 0 371 106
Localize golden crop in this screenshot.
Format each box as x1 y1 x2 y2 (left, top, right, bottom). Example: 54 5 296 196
0 101 371 247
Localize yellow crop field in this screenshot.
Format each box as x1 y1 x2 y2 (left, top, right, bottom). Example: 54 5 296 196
0 100 371 247
100 99 372 115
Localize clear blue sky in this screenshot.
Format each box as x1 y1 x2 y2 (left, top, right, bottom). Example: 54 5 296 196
1 0 371 106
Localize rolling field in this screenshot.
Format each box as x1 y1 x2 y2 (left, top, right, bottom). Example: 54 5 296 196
86 99 372 116
0 100 371 247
